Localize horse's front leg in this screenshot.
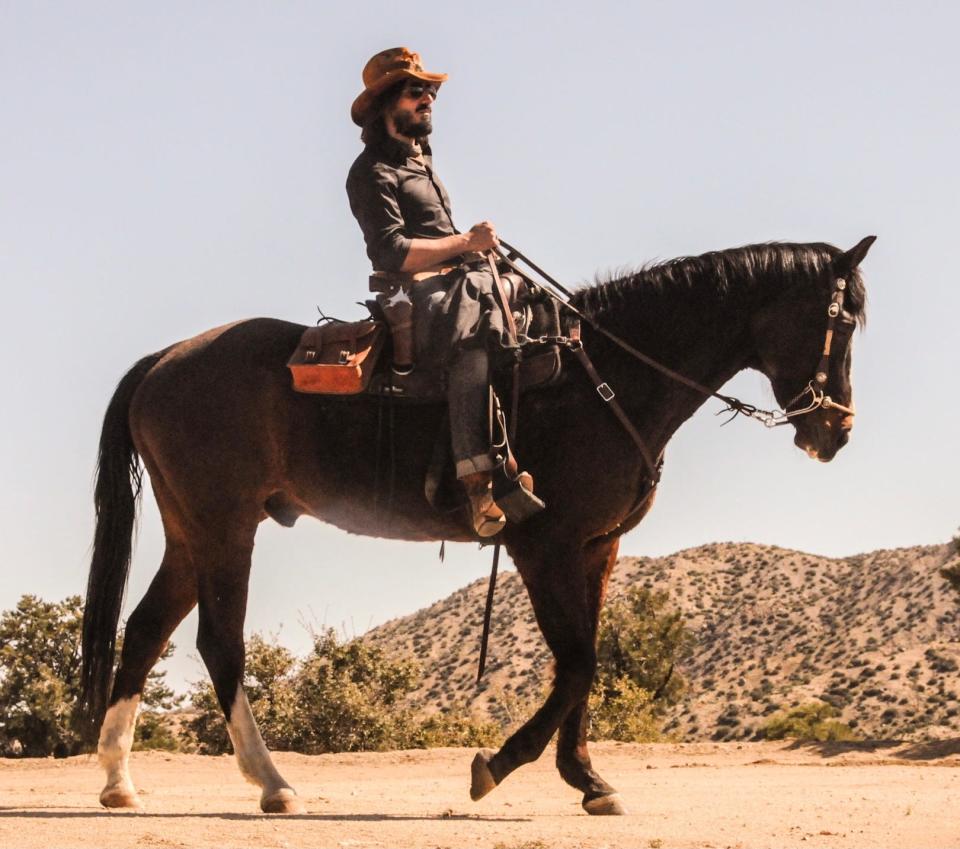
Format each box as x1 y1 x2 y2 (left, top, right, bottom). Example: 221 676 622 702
470 536 625 814
555 536 626 815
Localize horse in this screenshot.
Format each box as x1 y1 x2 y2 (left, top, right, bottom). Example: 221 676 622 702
79 236 873 815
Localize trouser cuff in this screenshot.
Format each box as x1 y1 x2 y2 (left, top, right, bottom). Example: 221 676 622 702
456 453 497 479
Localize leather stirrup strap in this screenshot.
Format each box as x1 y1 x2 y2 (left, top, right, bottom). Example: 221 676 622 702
570 341 661 485
477 541 501 683
487 253 519 342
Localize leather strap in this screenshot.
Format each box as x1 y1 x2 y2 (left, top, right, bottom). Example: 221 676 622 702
486 253 519 342
570 339 661 484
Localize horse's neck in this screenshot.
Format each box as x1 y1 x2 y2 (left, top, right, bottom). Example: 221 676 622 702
580 270 764 442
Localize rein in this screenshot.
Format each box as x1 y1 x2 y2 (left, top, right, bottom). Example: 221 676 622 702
496 239 855 429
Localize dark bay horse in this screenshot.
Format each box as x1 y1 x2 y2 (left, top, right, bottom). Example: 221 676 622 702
80 238 872 815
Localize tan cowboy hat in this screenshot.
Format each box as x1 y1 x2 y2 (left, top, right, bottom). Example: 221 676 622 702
351 47 448 126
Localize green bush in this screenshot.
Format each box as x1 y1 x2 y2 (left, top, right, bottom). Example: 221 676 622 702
588 676 664 742
412 706 502 748
0 595 180 757
760 701 860 742
587 587 693 742
185 630 499 754
594 586 694 711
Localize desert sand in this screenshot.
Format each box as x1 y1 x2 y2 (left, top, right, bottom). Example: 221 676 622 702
1 741 959 848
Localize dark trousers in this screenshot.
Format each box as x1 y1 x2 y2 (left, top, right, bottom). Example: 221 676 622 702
447 349 494 478
409 267 510 479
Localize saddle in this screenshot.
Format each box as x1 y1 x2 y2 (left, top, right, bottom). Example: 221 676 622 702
287 281 564 401
287 273 564 524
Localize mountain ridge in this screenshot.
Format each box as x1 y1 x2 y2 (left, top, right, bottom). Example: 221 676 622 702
366 541 960 740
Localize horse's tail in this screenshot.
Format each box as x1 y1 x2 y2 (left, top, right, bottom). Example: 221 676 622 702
78 350 166 744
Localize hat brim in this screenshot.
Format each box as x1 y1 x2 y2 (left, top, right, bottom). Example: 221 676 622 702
351 68 448 126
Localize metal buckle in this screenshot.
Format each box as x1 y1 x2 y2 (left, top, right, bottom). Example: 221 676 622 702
597 383 615 402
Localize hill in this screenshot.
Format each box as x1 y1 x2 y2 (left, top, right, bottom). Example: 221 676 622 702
366 541 960 741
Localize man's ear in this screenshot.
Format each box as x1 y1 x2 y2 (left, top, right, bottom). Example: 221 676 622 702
834 235 877 276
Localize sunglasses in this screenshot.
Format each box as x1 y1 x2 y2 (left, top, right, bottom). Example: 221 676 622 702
402 82 439 101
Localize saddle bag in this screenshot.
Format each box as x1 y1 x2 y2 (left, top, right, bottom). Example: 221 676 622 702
287 320 386 394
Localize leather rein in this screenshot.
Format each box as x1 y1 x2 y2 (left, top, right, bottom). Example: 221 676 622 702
495 239 856 434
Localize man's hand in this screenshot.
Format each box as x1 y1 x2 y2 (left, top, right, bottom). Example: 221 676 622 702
464 221 499 253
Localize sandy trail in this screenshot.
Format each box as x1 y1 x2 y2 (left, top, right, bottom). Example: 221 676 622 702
1 741 958 848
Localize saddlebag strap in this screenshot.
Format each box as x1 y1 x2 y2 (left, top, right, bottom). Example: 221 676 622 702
569 337 661 485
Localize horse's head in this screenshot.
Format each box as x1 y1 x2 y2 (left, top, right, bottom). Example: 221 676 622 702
750 236 874 462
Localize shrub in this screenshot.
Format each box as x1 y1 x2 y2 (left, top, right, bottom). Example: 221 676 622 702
584 587 694 743
0 595 180 757
588 677 664 743
594 586 694 713
185 630 500 754
760 702 860 742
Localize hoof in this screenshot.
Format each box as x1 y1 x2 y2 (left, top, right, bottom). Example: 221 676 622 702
470 748 498 801
99 785 143 810
583 792 627 816
261 787 305 814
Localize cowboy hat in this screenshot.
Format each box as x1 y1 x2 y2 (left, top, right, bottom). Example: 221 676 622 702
351 47 448 126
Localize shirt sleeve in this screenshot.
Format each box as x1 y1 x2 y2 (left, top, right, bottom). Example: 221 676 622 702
346 163 412 272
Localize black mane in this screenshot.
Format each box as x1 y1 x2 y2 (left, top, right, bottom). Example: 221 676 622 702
572 242 867 327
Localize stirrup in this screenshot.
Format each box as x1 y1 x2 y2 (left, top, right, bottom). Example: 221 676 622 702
492 466 545 523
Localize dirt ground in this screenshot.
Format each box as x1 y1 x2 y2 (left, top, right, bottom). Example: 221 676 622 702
1 740 959 849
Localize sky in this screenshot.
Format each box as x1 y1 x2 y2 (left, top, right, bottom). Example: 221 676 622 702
1 1 957 693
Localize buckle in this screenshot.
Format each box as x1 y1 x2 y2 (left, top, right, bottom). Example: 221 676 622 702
597 383 615 402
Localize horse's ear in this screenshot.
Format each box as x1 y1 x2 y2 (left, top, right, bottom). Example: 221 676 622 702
835 235 877 275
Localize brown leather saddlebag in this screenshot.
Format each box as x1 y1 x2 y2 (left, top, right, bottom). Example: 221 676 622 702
287 320 386 394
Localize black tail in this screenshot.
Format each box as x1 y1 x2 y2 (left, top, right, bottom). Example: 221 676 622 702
78 351 166 743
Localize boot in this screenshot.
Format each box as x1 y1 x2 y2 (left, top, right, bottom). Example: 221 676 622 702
461 471 506 537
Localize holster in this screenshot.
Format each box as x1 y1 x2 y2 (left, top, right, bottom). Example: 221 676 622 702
370 275 417 367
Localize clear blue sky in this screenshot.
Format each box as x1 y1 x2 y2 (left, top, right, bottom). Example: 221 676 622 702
1 1 957 691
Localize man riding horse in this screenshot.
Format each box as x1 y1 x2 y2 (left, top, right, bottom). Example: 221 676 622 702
346 47 532 538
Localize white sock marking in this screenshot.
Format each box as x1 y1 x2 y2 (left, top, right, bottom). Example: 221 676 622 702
98 696 140 795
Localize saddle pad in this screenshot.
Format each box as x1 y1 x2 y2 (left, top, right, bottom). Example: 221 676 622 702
287 320 386 394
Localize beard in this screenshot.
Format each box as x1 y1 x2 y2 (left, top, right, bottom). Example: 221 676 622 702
393 106 433 139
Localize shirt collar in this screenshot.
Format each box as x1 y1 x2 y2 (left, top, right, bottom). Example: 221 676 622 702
368 134 433 165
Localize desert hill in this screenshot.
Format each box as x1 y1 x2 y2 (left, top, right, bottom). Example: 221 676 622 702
367 541 960 741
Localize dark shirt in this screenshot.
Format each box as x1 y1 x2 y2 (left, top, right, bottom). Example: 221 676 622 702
346 135 458 272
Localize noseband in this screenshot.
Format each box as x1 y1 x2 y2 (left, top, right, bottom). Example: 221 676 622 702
763 276 856 428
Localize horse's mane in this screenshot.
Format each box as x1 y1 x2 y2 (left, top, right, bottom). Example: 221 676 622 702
571 242 867 327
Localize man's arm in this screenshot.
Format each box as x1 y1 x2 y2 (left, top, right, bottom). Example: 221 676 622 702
400 221 499 273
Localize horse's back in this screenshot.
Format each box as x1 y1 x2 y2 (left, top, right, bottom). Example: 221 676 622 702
128 318 309 506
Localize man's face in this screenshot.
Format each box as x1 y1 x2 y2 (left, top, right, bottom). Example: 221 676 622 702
388 80 439 139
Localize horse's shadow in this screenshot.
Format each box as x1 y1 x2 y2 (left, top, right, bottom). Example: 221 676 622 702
0 809 530 822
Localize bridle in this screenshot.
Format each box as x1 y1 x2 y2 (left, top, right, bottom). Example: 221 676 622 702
495 240 857 433
752 274 857 428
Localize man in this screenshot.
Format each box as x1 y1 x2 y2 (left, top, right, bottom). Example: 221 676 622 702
346 47 519 537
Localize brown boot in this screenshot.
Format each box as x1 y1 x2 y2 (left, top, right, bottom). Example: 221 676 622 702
461 471 506 537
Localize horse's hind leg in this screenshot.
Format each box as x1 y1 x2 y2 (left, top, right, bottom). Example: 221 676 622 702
471 536 625 814
98 540 196 808
193 529 304 814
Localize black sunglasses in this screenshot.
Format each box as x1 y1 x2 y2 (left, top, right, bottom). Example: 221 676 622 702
402 82 439 100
